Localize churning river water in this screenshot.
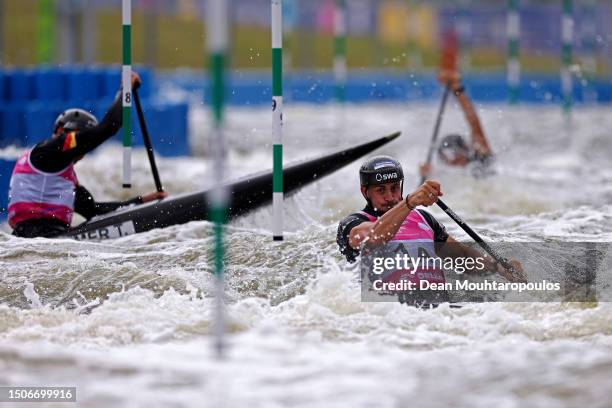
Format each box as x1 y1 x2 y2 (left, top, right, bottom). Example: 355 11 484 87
1 101 612 407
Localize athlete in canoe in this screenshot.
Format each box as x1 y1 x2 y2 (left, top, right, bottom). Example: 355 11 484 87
7 71 167 238
419 68 495 179
337 156 525 304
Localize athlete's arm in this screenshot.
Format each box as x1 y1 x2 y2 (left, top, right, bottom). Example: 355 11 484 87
437 236 526 282
436 235 488 271
454 91 492 157
30 72 141 173
68 94 123 157
438 69 492 157
74 185 144 220
30 94 122 173
74 185 167 220
69 72 141 159
348 181 443 250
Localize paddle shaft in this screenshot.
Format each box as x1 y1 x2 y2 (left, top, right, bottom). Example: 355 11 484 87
133 88 164 193
435 198 514 272
420 82 452 185
420 73 515 273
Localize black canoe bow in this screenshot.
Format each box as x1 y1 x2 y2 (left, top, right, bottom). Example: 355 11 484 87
64 132 400 240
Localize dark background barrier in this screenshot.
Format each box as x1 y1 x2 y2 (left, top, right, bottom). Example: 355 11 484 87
0 66 190 157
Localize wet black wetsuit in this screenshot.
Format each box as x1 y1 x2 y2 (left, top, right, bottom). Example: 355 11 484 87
12 93 144 238
337 204 454 308
336 204 449 263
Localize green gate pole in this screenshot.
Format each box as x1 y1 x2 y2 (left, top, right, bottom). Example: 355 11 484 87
207 0 229 359
561 0 573 113
581 0 598 103
334 0 347 103
272 0 284 241
507 0 520 104
37 0 55 64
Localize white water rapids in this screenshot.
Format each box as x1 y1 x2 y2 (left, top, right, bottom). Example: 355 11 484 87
1 101 611 407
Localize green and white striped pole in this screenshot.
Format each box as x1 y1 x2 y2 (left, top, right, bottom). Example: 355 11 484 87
334 0 347 103
457 0 471 71
122 0 132 188
561 0 573 113
207 0 229 358
581 0 597 103
272 0 284 241
37 0 55 64
405 0 422 71
507 0 520 104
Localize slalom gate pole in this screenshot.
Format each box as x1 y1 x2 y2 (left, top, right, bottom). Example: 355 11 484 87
206 0 229 359
561 0 573 114
272 0 284 241
581 0 598 103
122 0 133 188
334 0 347 103
457 1 471 70
37 0 55 64
507 0 520 104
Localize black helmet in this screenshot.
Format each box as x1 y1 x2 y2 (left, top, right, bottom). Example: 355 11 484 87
359 155 404 187
438 134 469 162
54 109 98 133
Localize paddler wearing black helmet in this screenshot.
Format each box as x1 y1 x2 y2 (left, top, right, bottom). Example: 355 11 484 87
337 155 525 298
7 71 167 238
338 155 447 263
420 68 495 179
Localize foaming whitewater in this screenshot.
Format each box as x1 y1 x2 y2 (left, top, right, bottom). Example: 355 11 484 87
1 102 612 407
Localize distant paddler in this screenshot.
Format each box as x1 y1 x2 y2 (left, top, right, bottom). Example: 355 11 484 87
420 68 495 179
7 71 167 238
337 156 525 305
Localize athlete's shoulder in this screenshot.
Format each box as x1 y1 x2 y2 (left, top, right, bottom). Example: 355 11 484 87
337 211 371 263
338 211 369 231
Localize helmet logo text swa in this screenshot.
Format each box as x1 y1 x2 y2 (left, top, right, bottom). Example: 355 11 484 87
375 172 398 182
